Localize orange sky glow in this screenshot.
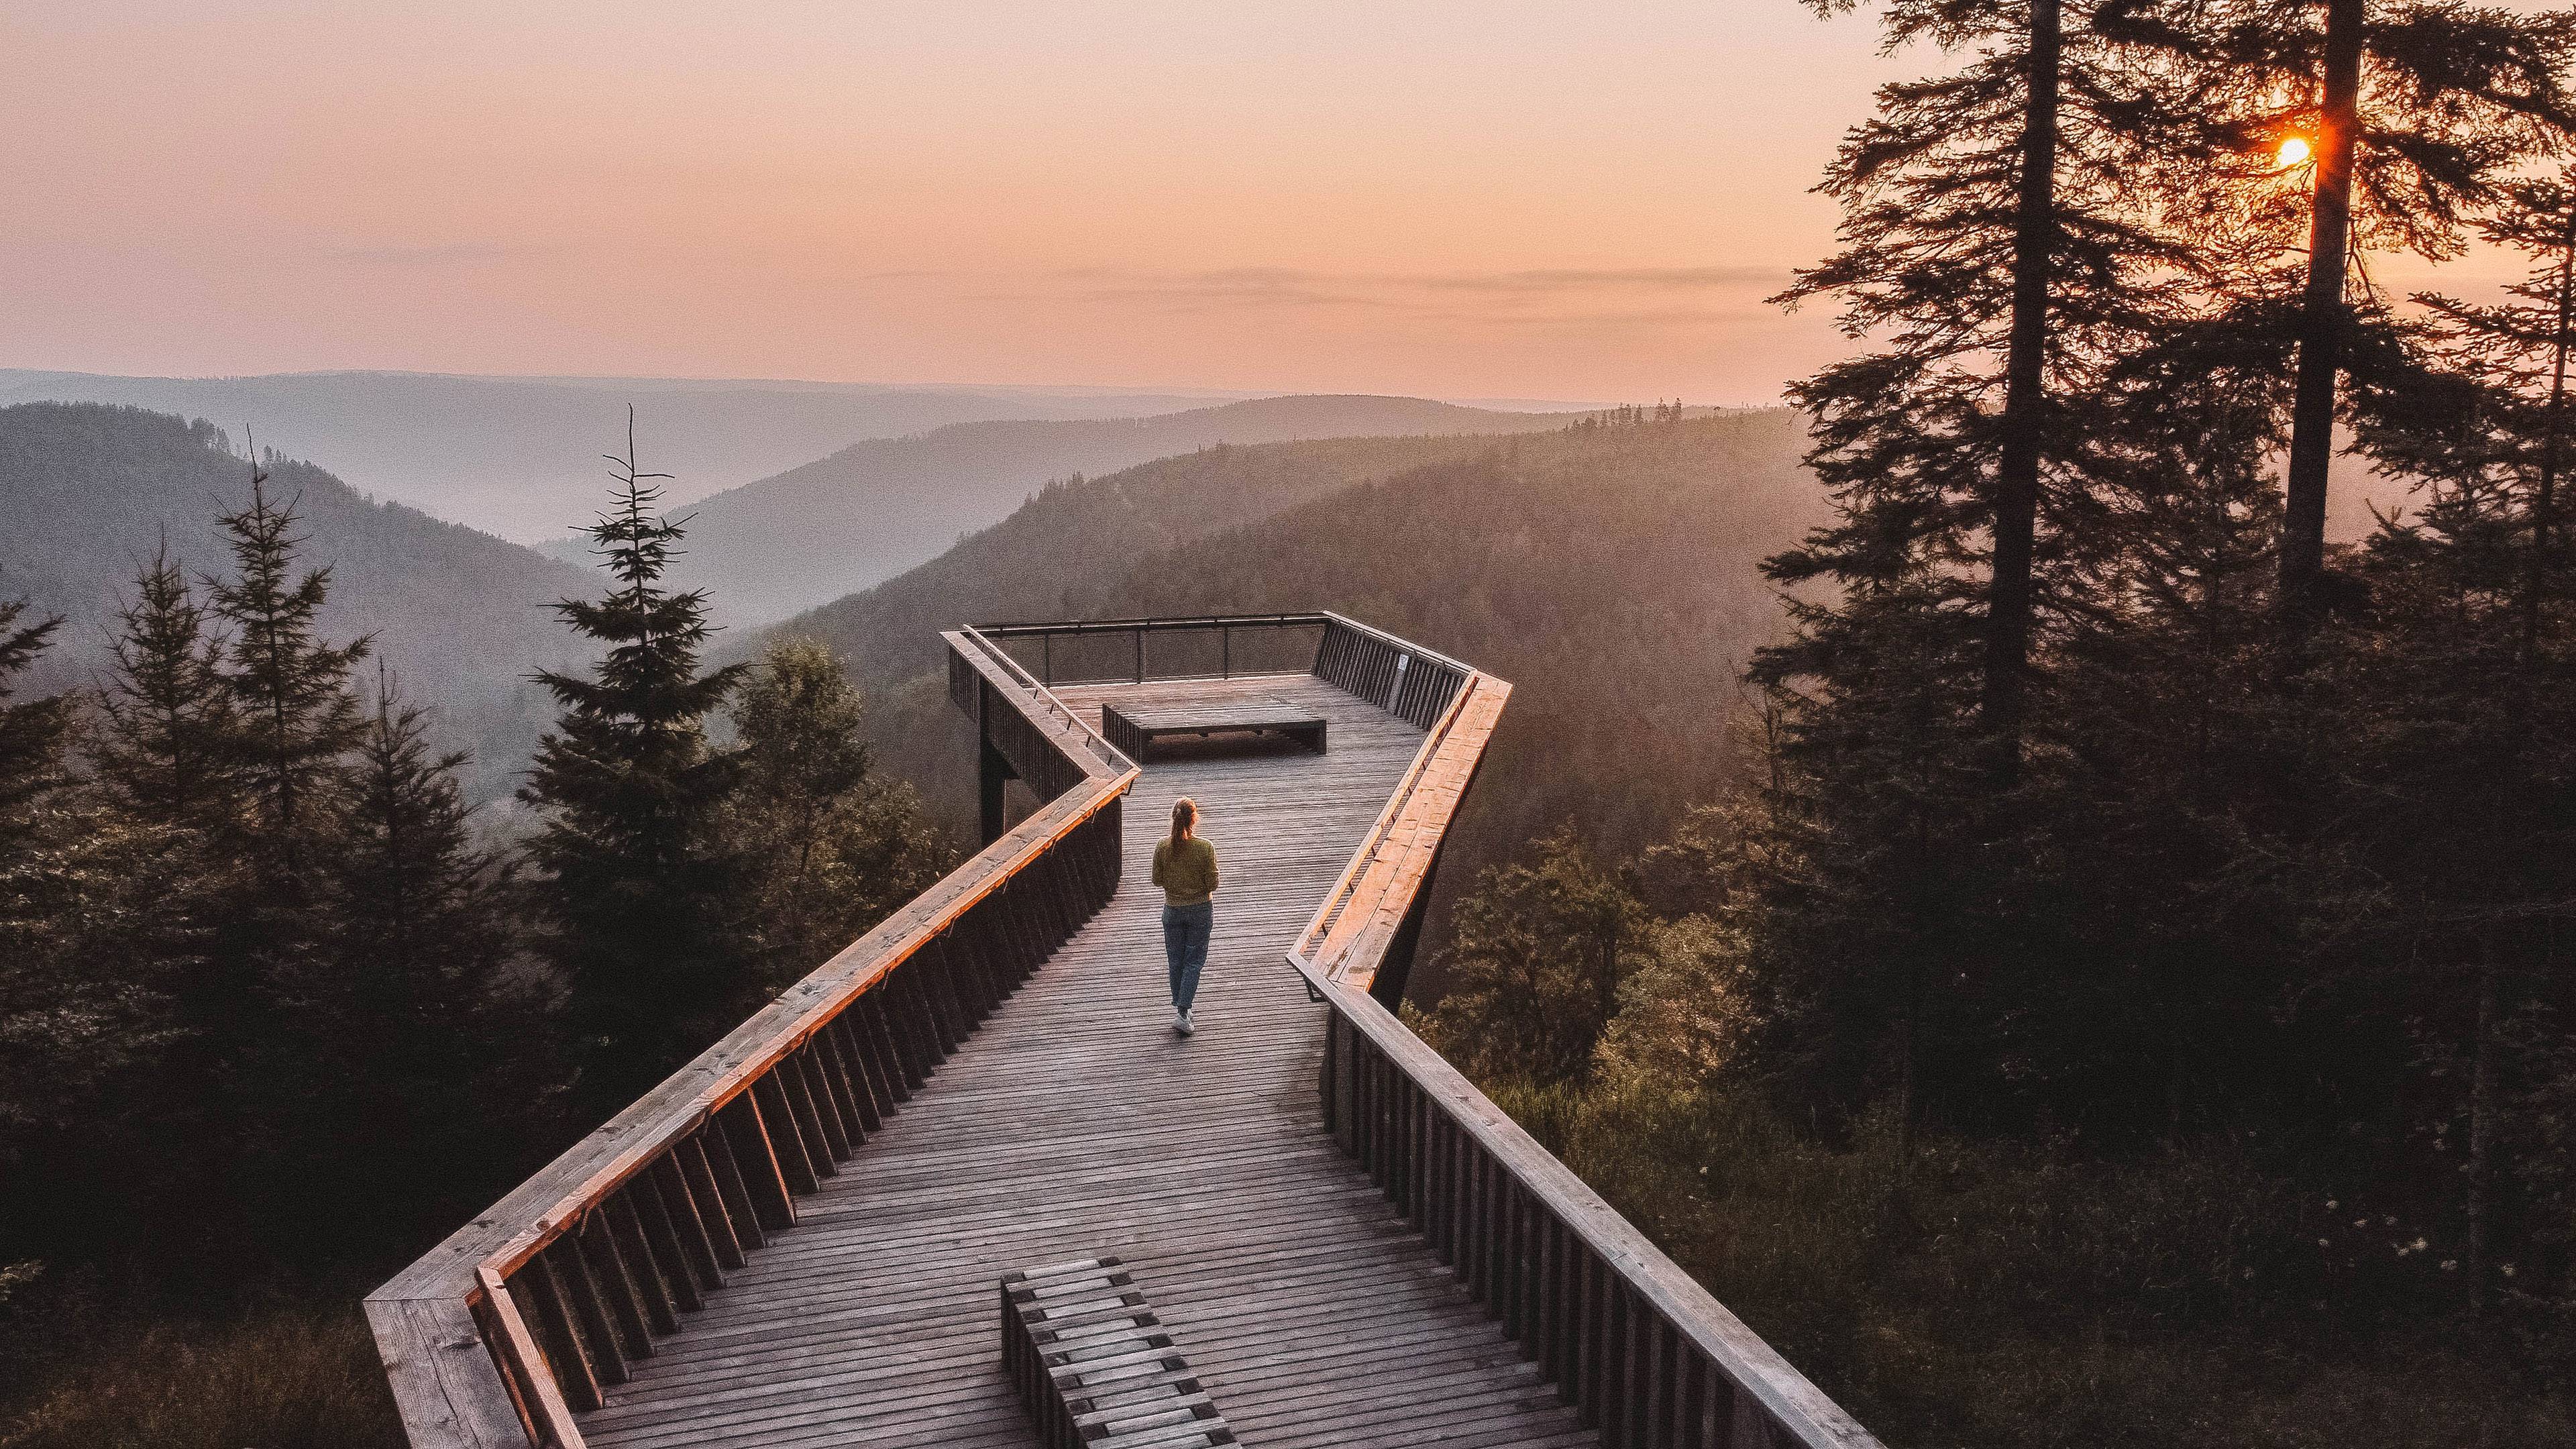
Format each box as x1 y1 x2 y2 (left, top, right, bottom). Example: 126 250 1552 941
0 2 2534 404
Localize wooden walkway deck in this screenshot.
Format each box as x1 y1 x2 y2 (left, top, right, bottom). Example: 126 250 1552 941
581 675 1597 1449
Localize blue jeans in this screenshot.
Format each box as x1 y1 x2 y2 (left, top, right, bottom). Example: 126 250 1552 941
1163 901 1214 1012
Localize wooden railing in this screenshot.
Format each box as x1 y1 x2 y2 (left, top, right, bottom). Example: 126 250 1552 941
969 612 1474 735
1287 696 1884 1449
1293 671 1508 1003
1311 613 1473 730
974 612 1330 687
366 633 1138 1449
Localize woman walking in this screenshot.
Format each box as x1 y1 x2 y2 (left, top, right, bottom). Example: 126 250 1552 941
1152 796 1218 1034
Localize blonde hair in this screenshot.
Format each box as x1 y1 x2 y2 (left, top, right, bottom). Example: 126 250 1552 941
1169 797 1197 845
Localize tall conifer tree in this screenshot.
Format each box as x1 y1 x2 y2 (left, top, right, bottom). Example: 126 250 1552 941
2329 176 2576 1309
523 413 749 1110
1764 0 2214 1147
2202 1 2576 611
92 545 239 831
306 670 547 1235
1779 0 2206 781
208 464 370 867
0 600 66 814
187 463 372 1244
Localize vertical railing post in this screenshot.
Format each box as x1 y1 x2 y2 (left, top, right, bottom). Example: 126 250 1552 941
1134 627 1145 682
979 733 1010 847
1222 624 1232 678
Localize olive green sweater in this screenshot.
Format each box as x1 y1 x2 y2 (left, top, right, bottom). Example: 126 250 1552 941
1152 835 1219 906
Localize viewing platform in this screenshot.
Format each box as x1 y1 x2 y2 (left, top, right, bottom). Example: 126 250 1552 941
367 614 1879 1449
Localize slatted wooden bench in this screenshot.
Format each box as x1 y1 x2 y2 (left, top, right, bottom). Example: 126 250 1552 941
1101 696 1326 759
1000 1256 1237 1448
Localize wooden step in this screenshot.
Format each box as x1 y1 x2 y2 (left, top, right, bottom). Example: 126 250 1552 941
1002 1256 1236 1449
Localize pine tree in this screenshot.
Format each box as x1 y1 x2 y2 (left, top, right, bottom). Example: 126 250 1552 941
523 413 750 1111
2046 325 2298 1130
2200 1 2576 611
0 589 188 1265
1760 0 2226 1122
164 463 372 1250
208 463 370 867
91 543 239 831
0 599 66 814
2326 175 2576 1311
1780 0 2206 780
727 637 949 989
305 669 549 1237
81 542 250 1253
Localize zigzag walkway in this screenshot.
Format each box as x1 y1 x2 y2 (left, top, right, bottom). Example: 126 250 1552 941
581 674 1597 1449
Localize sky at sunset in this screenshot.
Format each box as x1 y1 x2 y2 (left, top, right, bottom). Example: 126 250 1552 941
0 3 2532 405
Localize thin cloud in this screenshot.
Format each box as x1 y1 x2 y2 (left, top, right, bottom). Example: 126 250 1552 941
1415 266 1790 292
1040 264 1794 317
328 241 530 267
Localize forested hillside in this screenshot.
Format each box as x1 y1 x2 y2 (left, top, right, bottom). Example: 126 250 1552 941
665 394 1581 623
777 408 1825 950
0 370 1227 543
0 402 585 799
0 443 946 1448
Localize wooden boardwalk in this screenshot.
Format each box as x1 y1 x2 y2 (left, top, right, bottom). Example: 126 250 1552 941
582 675 1597 1449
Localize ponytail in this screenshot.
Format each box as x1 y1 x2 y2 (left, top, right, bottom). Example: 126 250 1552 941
1170 797 1197 845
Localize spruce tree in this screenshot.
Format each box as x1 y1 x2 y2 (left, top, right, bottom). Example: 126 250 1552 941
310 669 547 1236
2326 175 2576 1310
1 588 188 1265
1780 0 2206 780
0 600 66 814
1759 1 2223 1154
91 543 239 831
2047 326 2298 1130
523 413 749 1111
183 462 372 1250
208 464 370 867
2200 1 2576 610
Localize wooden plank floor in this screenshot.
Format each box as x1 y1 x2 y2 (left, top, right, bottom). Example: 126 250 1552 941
582 675 1597 1449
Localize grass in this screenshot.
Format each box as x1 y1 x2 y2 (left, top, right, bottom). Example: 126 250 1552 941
0 1295 402 1449
1488 1077 2576 1449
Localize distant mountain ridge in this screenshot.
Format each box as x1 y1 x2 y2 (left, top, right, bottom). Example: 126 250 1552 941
663 394 1583 624
762 410 1832 934
0 370 1251 544
0 401 590 802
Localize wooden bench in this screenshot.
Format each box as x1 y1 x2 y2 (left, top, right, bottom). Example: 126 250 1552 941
1001 1256 1237 1448
1101 697 1326 759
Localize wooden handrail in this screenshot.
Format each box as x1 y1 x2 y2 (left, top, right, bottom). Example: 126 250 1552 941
951 625 1136 777
1315 610 1474 677
967 612 1332 689
1283 669 1884 1449
1291 672 1507 994
368 631 1137 1449
1300 971 1884 1449
974 612 1331 637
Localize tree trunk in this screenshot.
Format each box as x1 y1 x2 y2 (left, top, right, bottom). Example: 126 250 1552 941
1983 0 2064 784
2467 938 2500 1314
2280 0 2367 612
2521 206 2574 682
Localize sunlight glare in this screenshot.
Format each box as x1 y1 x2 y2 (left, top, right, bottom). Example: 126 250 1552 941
2275 136 2312 169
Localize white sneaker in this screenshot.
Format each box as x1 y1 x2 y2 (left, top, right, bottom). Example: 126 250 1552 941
1174 1008 1195 1036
